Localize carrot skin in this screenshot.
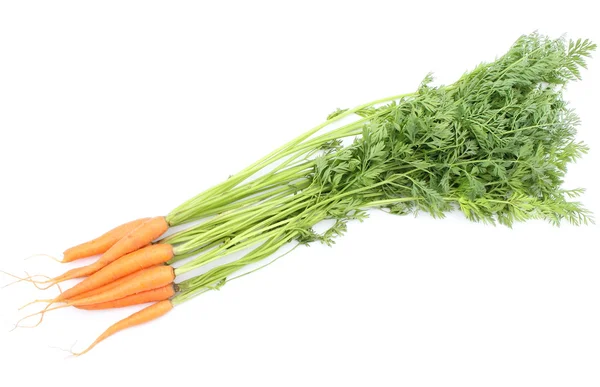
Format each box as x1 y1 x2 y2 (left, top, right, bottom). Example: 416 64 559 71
96 216 169 267
59 244 174 300
47 264 99 286
13 267 168 326
76 285 176 310
42 217 169 286
66 265 175 307
67 267 158 301
74 300 173 355
62 218 150 263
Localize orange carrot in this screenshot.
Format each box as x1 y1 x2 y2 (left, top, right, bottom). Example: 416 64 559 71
33 216 170 286
96 216 169 267
69 265 162 301
63 218 150 262
15 266 175 328
73 300 173 356
15 266 169 328
64 265 174 307
25 268 163 308
59 244 174 301
76 285 176 310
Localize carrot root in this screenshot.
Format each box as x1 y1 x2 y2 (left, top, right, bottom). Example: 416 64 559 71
24 271 63 293
14 303 67 329
48 341 78 359
18 298 53 311
0 270 53 289
71 300 173 356
24 253 62 263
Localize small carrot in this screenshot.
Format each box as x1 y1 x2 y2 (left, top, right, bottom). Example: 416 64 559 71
69 266 161 301
15 266 167 327
73 300 173 356
71 265 175 306
59 244 174 301
97 216 169 267
63 218 151 263
15 266 175 328
30 216 170 286
66 265 174 307
77 285 176 310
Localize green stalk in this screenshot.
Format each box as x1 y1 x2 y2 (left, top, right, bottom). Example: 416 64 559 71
169 183 317 252
174 171 420 275
166 92 416 226
161 179 311 245
169 161 315 223
167 34 594 305
173 187 324 269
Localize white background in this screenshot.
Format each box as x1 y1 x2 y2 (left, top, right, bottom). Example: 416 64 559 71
0 1 598 386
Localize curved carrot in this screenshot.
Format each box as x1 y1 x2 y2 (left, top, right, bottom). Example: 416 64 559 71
15 266 175 328
19 272 144 311
65 265 174 307
76 285 176 310
15 266 167 328
73 300 173 356
69 266 162 301
33 216 170 286
59 244 174 301
95 216 169 267
63 218 151 263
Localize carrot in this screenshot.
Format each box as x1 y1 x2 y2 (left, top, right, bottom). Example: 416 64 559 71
31 216 170 286
69 266 162 301
15 266 169 328
63 265 174 307
97 216 169 267
62 218 151 263
77 285 176 310
59 244 174 301
15 266 175 328
73 300 173 356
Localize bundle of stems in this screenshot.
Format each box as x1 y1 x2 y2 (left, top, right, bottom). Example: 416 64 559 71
167 33 595 302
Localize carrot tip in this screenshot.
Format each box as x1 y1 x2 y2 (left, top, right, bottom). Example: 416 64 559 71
24 253 62 263
23 271 62 292
0 270 52 289
14 303 63 329
18 299 53 311
48 341 78 359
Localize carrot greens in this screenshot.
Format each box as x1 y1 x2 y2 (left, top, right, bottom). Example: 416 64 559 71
168 34 595 302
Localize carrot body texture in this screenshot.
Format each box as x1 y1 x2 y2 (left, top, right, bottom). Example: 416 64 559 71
74 300 173 355
77 285 176 310
14 266 171 328
62 217 150 263
96 216 169 267
69 265 165 302
39 216 170 286
65 265 175 307
59 244 174 301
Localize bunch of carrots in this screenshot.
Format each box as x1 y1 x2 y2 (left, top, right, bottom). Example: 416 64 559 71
9 217 174 355
4 33 595 355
